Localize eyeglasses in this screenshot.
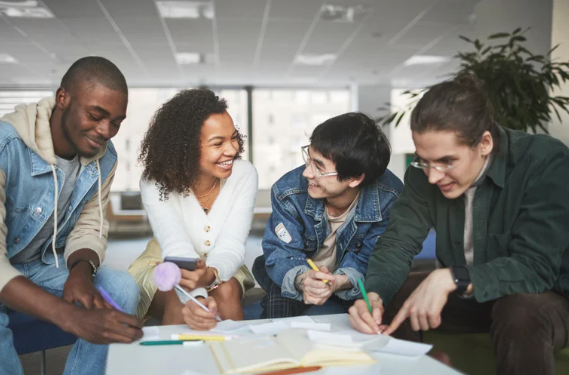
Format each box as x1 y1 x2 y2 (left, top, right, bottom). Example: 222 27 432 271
301 145 338 180
410 158 457 173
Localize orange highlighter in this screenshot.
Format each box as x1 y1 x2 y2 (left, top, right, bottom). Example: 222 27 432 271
306 259 331 287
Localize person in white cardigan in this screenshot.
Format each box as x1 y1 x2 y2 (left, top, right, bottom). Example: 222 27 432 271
128 89 257 329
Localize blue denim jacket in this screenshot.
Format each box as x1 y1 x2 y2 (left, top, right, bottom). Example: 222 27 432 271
0 121 117 265
259 166 403 301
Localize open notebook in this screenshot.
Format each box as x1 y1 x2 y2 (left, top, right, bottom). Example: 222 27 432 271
209 329 376 374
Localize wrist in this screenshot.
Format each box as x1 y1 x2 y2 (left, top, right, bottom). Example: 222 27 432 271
69 261 94 280
51 300 80 330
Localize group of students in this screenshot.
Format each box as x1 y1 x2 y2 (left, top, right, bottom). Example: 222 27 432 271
0 56 568 375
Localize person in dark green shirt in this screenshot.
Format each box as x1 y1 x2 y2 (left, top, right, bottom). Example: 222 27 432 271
349 74 569 375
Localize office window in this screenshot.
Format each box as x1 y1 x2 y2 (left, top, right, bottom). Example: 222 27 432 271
0 90 53 117
253 89 350 189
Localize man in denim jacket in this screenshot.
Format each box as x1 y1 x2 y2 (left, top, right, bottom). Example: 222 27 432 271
253 112 403 318
0 57 142 375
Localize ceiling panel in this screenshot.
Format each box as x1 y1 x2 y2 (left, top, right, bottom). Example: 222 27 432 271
262 20 311 46
98 0 160 18
215 0 268 19
43 0 104 18
268 0 323 21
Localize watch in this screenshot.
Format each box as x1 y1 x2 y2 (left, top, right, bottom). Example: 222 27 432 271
450 266 470 295
69 258 98 278
206 267 221 292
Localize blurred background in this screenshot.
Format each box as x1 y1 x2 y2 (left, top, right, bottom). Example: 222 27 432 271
2 0 568 372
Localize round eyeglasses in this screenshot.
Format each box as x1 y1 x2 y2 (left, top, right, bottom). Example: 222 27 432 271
301 145 339 180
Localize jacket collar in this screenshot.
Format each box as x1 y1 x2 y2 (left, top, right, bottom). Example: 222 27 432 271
304 178 383 222
486 126 508 189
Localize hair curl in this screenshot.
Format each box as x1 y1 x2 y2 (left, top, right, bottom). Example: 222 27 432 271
139 89 244 200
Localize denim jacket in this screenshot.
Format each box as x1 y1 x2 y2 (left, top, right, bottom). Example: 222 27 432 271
258 165 403 301
0 97 118 291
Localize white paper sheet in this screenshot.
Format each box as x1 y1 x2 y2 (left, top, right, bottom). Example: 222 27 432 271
210 319 251 333
249 321 289 335
307 329 431 357
291 322 331 331
140 326 160 341
376 337 432 357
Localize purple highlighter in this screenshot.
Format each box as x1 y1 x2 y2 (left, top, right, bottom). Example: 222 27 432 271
98 286 124 312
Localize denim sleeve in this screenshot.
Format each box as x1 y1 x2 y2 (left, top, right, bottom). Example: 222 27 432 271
280 265 311 301
333 267 364 301
262 185 311 286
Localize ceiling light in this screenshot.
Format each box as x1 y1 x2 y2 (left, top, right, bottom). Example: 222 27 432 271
175 52 204 65
320 4 369 23
294 54 336 66
0 0 53 18
156 1 213 19
0 54 18 64
403 55 451 66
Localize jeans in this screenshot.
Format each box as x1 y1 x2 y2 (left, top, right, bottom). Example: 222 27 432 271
0 256 140 375
260 281 354 319
384 272 569 375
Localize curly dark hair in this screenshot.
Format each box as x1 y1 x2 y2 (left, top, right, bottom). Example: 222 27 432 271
139 89 245 200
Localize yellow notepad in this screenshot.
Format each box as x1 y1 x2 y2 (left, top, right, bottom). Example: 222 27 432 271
209 329 376 374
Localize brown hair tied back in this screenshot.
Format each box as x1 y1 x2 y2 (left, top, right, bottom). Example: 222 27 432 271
410 72 500 154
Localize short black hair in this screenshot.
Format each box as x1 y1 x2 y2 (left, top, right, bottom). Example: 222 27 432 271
60 56 128 95
139 89 245 200
410 73 500 154
310 112 391 186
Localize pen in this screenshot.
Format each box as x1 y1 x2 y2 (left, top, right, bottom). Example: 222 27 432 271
98 286 124 312
140 340 202 346
357 279 372 313
174 285 222 322
306 259 331 287
171 334 232 341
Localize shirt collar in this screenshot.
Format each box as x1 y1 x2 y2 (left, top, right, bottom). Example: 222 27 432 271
485 126 508 189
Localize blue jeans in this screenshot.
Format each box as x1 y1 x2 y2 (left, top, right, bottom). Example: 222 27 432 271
0 256 140 375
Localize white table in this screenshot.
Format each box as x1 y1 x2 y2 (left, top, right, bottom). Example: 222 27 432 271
106 314 461 375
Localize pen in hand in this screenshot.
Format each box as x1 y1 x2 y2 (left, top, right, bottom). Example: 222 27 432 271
98 286 124 312
306 259 331 287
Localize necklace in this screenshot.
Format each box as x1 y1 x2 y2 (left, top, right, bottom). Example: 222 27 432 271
192 178 218 198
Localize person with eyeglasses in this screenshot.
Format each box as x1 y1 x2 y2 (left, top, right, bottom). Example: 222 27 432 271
252 112 403 318
348 74 569 375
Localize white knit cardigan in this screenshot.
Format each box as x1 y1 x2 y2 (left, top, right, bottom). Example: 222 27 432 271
140 159 258 297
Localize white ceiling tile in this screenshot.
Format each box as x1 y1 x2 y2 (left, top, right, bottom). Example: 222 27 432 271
268 0 323 21
215 0 267 19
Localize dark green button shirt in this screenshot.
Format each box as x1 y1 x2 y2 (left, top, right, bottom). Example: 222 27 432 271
365 127 569 305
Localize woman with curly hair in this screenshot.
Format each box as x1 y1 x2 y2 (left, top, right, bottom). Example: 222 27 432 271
128 89 257 329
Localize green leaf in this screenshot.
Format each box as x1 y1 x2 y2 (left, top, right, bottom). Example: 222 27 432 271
488 32 510 39
459 35 473 43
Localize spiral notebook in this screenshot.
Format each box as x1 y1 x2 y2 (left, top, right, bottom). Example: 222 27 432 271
209 329 376 374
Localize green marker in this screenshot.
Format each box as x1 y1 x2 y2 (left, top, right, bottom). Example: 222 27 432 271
357 279 372 313
140 340 201 346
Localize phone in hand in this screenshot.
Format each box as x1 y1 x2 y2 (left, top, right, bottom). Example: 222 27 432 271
163 256 198 271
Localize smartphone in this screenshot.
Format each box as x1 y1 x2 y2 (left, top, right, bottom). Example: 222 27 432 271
163 256 198 271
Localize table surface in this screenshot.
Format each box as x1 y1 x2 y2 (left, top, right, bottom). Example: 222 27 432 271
107 314 461 375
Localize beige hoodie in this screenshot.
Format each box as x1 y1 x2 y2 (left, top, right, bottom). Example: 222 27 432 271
0 97 117 292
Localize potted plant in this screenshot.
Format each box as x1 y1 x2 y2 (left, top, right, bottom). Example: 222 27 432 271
379 28 569 134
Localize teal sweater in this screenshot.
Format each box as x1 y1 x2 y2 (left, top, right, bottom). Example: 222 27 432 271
365 127 569 305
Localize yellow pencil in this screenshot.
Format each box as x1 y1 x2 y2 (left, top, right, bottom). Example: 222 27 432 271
171 334 232 342
306 259 331 287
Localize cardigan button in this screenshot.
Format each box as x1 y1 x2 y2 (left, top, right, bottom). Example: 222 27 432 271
204 240 211 246
204 225 211 232
13 237 19 244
